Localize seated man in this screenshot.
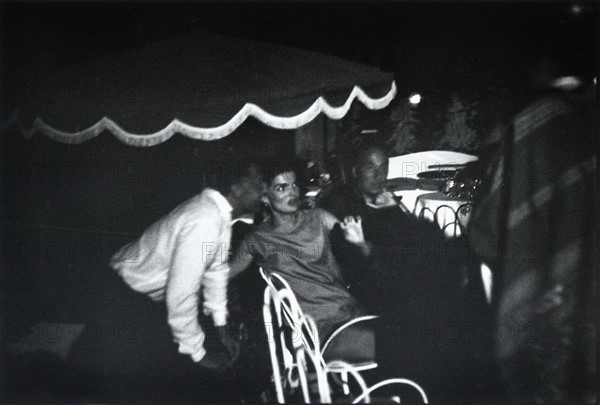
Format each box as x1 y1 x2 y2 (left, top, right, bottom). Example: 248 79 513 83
320 145 460 312
319 145 492 403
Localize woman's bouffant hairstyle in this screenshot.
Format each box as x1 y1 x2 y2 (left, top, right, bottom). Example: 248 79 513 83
260 160 302 187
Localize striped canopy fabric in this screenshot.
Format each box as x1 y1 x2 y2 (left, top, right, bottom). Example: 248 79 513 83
9 31 396 147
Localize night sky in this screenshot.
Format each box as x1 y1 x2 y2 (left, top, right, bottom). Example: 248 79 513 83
1 1 597 108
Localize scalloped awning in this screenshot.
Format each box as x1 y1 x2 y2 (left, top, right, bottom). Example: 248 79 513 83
10 31 396 147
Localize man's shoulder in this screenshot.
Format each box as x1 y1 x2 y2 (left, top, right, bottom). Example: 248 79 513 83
180 189 221 211
166 189 224 225
325 184 356 200
318 183 361 218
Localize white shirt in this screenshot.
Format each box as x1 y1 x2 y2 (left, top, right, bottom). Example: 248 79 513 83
110 188 232 362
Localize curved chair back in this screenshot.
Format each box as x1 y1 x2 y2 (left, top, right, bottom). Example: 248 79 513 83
434 202 473 238
261 267 417 403
352 378 429 404
261 268 331 403
435 204 461 238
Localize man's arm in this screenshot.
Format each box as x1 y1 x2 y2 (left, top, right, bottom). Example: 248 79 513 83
166 218 220 362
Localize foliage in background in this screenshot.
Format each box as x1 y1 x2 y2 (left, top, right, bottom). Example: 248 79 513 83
435 93 480 152
334 85 517 167
385 99 419 155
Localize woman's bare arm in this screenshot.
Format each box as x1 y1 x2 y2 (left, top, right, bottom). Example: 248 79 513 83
228 241 255 280
318 208 341 232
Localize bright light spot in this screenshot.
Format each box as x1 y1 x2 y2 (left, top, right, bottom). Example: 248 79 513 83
551 76 582 90
409 93 421 105
570 4 583 15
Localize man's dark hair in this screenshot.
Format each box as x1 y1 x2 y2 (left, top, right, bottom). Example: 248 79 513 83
212 162 263 195
354 143 389 168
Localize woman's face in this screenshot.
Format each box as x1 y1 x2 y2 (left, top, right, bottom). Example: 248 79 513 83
266 171 300 214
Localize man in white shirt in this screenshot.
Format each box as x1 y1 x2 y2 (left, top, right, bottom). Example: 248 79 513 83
68 164 266 402
110 164 265 370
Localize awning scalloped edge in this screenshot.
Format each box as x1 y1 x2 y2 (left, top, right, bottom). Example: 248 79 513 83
7 81 396 147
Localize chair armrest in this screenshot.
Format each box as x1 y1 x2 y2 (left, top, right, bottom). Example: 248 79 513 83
322 315 379 354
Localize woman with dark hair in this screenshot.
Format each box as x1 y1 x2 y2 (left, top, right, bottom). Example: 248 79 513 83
229 161 373 347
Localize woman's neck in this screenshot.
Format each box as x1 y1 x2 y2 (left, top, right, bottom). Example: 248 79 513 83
270 210 301 232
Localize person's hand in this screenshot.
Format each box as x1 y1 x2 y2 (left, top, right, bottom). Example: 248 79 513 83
340 216 372 256
340 216 365 244
197 349 232 373
216 325 241 362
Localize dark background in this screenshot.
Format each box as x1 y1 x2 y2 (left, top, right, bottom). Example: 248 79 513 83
0 2 597 402
2 2 597 103
0 0 597 352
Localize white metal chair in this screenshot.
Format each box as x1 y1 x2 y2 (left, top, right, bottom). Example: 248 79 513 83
436 202 473 238
321 315 379 395
352 378 429 404
417 205 436 222
262 269 330 403
260 268 379 403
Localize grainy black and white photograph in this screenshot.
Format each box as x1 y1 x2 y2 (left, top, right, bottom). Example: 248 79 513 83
1 1 597 403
